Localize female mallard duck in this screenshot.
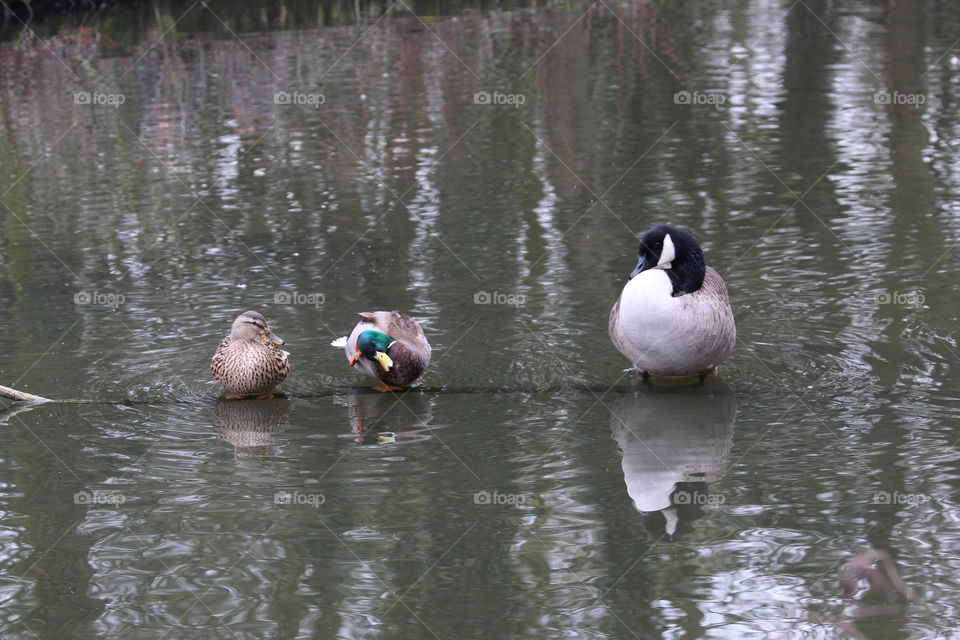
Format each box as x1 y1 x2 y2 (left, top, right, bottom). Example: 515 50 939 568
609 224 735 377
335 311 431 392
211 310 290 398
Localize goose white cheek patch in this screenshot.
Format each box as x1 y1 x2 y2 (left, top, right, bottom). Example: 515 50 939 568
657 233 676 267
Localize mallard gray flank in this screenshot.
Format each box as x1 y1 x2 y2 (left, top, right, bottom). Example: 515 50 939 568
609 225 736 377
211 310 290 397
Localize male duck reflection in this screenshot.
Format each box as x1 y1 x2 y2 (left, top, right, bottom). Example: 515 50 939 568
332 311 431 392
609 224 736 377
211 311 290 399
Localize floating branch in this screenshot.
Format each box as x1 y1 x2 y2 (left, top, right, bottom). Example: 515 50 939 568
0 380 718 405
0 384 52 403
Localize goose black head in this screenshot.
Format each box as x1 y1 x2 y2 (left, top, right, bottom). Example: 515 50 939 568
629 224 706 296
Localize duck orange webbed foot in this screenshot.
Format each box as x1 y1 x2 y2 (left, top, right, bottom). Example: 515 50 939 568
371 384 406 393
223 392 279 400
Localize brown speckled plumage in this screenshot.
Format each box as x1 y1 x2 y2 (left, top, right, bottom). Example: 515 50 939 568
211 311 290 396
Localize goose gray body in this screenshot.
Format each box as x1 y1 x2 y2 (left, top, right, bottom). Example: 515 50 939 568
609 225 736 376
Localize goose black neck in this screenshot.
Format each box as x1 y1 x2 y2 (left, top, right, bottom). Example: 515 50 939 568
668 245 705 296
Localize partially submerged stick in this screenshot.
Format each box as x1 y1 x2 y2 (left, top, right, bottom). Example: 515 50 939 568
0 382 640 405
0 384 51 403
0 377 743 405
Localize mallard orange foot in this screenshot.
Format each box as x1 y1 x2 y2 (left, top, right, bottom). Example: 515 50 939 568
371 384 405 393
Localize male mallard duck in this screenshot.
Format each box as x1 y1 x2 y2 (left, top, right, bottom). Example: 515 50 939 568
211 310 290 398
333 311 431 392
609 224 736 377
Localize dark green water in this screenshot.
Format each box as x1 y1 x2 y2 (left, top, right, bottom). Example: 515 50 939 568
1 1 959 638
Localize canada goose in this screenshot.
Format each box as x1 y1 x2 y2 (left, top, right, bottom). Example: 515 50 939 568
211 311 290 398
609 224 736 377
333 311 431 392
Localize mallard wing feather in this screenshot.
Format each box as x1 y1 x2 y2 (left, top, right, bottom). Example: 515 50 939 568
359 311 430 357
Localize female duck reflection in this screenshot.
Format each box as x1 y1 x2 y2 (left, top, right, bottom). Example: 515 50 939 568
609 379 736 540
213 397 290 459
334 388 434 445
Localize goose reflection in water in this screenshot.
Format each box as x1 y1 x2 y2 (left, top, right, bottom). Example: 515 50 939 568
609 378 736 540
213 397 290 459
334 388 434 444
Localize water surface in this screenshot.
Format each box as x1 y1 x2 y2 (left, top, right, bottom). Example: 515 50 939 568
0 1 959 638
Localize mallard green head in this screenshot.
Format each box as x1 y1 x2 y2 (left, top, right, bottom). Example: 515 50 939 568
356 330 396 371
